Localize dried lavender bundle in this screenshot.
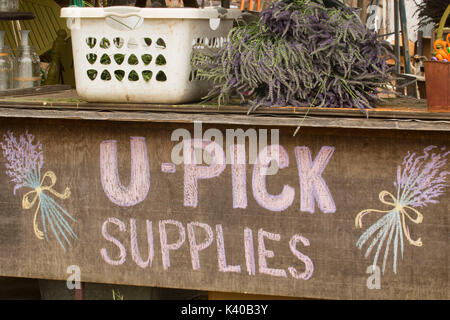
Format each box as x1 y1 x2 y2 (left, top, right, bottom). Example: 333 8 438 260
191 0 394 112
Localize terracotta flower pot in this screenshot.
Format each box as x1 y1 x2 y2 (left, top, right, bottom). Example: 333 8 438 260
424 61 450 112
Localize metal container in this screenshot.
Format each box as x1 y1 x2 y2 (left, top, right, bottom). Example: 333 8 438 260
424 61 450 112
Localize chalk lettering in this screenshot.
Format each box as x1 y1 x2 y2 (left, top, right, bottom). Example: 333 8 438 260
231 144 247 208
216 224 241 273
295 146 336 214
100 137 150 207
258 228 287 277
288 234 314 280
184 139 226 207
130 218 154 269
252 145 295 211
99 217 318 281
159 219 186 270
259 129 280 175
100 217 127 266
187 222 214 270
244 227 256 276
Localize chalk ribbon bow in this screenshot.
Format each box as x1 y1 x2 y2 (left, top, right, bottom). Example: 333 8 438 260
355 190 423 247
22 171 71 240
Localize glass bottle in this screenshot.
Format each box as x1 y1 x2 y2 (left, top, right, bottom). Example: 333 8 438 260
0 0 19 12
0 30 14 90
14 30 41 89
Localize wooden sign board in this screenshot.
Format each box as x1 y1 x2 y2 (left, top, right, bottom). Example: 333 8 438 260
0 117 448 299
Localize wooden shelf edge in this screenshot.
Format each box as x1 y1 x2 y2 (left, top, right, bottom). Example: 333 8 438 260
0 11 35 21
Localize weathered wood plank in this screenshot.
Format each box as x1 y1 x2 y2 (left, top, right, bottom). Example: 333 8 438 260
0 85 73 97
0 98 441 120
0 118 447 299
0 107 448 131
1 90 449 121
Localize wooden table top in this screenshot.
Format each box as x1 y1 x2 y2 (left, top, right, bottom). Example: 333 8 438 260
0 86 448 131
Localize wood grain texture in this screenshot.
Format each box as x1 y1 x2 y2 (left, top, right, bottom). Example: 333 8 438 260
0 85 73 98
0 89 448 131
0 90 449 123
0 107 448 132
0 118 448 299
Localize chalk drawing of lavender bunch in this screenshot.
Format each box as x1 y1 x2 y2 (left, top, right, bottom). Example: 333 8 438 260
0 131 77 251
355 145 449 274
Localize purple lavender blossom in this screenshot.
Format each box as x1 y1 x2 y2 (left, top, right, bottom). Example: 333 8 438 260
0 131 43 195
394 146 450 208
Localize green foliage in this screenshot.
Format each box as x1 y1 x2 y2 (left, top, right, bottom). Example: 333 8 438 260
112 289 124 300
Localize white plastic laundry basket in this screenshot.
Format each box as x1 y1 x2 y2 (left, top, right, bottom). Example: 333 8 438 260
61 7 241 104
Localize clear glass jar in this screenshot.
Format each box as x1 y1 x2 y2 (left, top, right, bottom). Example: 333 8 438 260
0 0 19 12
0 45 14 90
14 46 41 89
14 31 41 89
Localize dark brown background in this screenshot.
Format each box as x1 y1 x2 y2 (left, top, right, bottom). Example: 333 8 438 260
0 117 448 299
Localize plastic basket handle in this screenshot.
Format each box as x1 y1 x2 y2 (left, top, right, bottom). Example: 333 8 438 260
99 6 228 20
102 6 143 18
437 5 450 41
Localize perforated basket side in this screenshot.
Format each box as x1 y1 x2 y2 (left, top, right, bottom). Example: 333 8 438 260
69 16 234 104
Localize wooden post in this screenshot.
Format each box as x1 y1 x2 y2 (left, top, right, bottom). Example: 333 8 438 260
358 0 370 24
385 0 389 40
74 282 85 300
394 0 401 74
399 0 411 74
